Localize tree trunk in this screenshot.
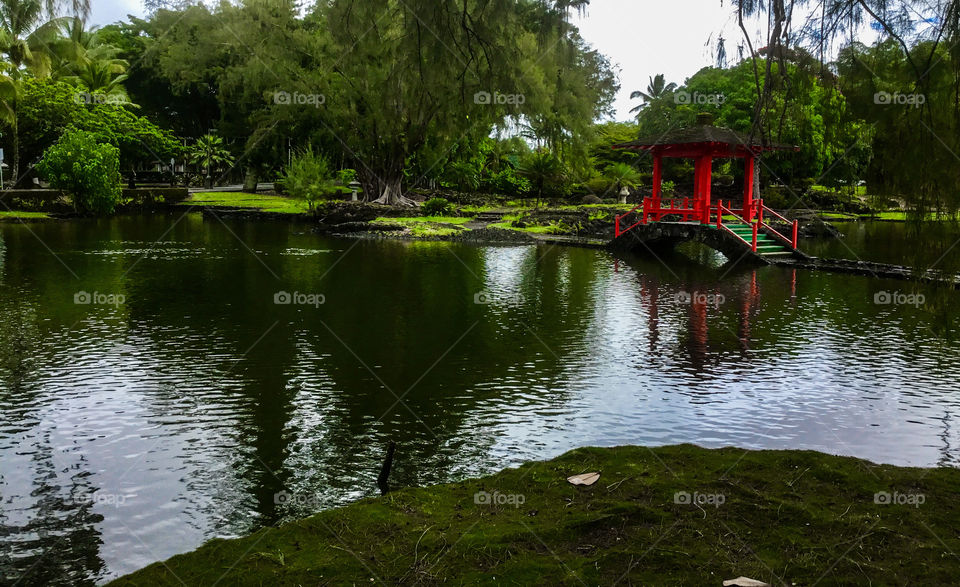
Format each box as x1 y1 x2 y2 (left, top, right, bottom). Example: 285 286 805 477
242 168 258 193
753 158 761 203
376 178 403 205
11 113 18 188
360 169 409 206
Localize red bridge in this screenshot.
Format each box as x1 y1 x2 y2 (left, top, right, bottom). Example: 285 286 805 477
611 115 803 261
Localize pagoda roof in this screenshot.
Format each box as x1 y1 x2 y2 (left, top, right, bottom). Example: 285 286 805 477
612 123 799 157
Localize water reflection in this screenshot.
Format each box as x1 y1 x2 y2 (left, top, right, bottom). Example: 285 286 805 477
0 215 959 584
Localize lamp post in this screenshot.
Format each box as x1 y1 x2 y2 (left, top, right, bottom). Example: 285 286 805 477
348 181 361 202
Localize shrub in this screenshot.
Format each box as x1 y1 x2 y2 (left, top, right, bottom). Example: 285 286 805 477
584 176 611 195
582 194 602 205
480 167 530 197
422 197 452 216
760 186 790 209
280 147 338 209
36 128 121 215
337 168 357 185
798 177 817 192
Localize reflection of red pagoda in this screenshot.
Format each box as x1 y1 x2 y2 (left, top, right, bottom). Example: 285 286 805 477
637 269 786 364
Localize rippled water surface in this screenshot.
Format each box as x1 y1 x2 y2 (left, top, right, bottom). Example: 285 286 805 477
2 214 960 584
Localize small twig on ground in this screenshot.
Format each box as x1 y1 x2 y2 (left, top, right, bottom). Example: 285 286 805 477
606 476 631 492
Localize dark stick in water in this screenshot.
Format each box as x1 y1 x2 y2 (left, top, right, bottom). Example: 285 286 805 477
377 442 396 495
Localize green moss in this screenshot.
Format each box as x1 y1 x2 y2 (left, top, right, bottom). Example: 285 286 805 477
371 216 469 238
408 224 460 237
110 444 960 586
556 203 635 211
182 192 311 214
377 216 472 225
521 222 570 234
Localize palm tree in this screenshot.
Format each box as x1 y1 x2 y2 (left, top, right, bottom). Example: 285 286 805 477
0 66 17 187
0 0 63 78
604 163 642 203
443 160 479 193
519 149 565 209
0 0 66 182
50 18 130 101
189 134 234 188
0 1 92 185
629 74 677 114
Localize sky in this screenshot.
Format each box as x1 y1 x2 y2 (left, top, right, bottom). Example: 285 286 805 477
89 0 875 121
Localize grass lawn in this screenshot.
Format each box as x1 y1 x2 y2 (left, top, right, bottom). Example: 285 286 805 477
811 184 868 196
110 444 960 586
818 211 860 219
861 211 960 221
0 210 50 220
181 192 311 214
460 204 496 213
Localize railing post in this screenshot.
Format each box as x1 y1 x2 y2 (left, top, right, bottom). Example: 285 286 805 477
758 199 764 225
792 220 798 249
615 214 620 238
752 221 758 252
716 202 722 229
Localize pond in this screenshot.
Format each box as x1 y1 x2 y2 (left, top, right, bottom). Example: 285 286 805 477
801 219 960 269
1 214 959 584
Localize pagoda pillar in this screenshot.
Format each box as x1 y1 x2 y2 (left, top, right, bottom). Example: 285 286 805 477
651 153 662 221
743 155 755 221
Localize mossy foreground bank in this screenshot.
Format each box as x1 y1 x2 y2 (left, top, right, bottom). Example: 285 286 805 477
111 445 960 585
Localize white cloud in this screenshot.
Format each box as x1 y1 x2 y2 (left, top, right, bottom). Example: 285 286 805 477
90 0 146 26
573 0 744 121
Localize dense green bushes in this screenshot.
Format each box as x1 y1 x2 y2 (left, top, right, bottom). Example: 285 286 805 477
19 80 182 171
422 197 453 216
36 129 122 215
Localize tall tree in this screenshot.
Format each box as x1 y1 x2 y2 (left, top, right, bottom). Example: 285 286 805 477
316 0 615 203
0 0 60 181
50 18 130 100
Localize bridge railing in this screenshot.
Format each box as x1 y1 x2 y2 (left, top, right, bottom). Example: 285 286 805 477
716 201 758 252
614 202 644 238
757 200 799 249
